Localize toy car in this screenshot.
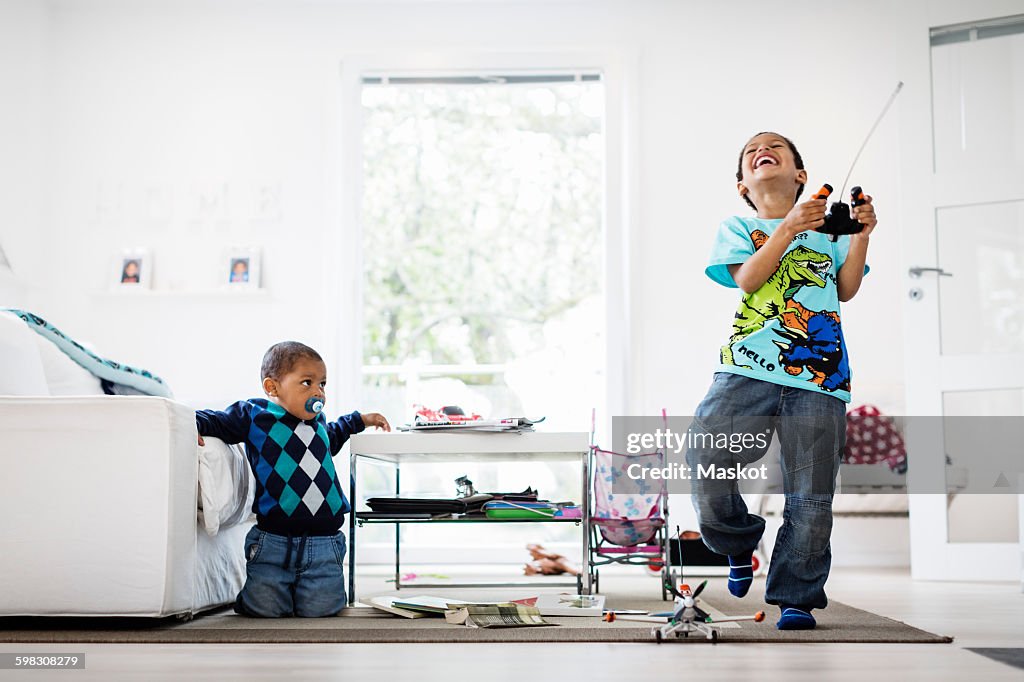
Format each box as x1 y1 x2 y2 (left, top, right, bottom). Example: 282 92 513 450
414 404 483 425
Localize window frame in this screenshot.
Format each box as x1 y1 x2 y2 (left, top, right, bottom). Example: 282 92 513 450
333 50 637 564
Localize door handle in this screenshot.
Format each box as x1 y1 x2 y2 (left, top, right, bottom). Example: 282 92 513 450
908 266 953 278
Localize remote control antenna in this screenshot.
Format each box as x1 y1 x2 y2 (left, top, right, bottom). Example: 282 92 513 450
838 81 904 199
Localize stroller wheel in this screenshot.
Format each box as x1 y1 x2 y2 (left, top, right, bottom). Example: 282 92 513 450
643 557 667 577
752 549 767 576
594 570 600 594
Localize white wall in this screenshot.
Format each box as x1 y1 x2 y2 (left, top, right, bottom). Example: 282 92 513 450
0 0 48 307
11 0 1015 411
3 0 1022 566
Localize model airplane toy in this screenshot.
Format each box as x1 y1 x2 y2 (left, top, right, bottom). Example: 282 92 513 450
654 578 765 642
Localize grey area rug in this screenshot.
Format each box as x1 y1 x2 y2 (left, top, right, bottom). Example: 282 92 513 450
966 648 1024 671
0 583 953 644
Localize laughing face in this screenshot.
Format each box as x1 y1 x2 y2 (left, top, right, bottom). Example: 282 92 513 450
737 132 807 210
740 133 799 179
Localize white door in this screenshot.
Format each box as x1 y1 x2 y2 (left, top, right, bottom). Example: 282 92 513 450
902 14 1024 581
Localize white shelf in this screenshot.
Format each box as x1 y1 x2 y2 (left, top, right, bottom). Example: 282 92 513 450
93 288 270 299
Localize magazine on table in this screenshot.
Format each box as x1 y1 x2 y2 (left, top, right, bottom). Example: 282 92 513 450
398 416 545 432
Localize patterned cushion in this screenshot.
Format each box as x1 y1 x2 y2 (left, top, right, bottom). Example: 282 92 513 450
1 308 172 398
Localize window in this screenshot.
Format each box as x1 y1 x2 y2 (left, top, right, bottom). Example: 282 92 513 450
358 72 606 558
361 73 606 431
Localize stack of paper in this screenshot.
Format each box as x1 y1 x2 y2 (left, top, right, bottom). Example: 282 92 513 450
444 603 556 628
369 595 556 628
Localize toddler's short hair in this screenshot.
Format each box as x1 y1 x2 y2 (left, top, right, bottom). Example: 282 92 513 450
736 132 805 211
261 341 323 381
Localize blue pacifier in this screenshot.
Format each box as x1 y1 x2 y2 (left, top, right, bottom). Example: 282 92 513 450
305 397 324 415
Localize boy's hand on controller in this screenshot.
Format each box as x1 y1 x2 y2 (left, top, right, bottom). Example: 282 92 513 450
362 412 392 432
780 198 827 239
851 194 877 240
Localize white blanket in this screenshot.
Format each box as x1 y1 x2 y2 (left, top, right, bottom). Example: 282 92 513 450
198 438 255 536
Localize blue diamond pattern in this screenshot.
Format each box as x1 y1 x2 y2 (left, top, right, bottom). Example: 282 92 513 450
274 453 298 481
254 457 273 484
278 484 301 516
264 401 287 418
267 422 293 449
325 486 343 514
321 452 337 478
233 399 355 524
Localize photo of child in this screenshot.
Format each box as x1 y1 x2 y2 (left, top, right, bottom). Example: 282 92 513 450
120 258 142 284
225 249 260 289
229 258 250 283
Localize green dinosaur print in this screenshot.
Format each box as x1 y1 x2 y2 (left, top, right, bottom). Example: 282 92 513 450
721 245 833 368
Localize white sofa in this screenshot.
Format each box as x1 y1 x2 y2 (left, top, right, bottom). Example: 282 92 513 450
0 311 250 617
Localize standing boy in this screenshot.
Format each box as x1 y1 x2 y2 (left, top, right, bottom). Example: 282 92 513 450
687 132 876 630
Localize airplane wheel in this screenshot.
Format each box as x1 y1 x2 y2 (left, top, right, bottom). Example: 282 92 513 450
655 630 663 644
711 630 719 643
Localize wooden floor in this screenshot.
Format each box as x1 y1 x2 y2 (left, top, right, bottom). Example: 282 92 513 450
2 567 1022 681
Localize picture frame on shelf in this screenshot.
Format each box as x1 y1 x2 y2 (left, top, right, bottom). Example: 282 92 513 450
115 250 150 289
225 248 261 290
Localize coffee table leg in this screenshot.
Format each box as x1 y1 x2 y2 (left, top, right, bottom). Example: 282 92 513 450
348 452 357 606
394 463 401 589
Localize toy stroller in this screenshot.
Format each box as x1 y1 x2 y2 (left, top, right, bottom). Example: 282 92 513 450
588 410 671 599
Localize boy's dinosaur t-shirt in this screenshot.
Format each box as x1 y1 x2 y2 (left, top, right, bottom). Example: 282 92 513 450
706 216 869 403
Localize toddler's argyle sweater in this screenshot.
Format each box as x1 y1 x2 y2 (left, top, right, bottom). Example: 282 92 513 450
195 399 364 536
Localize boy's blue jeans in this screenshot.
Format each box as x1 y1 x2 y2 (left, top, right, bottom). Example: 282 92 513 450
686 372 846 610
234 526 347 617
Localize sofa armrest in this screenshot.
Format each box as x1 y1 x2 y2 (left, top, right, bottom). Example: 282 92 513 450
0 395 199 616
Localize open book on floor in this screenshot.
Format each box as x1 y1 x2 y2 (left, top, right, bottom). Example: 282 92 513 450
387 595 472 616
367 596 428 619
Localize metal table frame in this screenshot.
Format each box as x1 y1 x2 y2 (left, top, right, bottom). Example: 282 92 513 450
347 431 591 605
